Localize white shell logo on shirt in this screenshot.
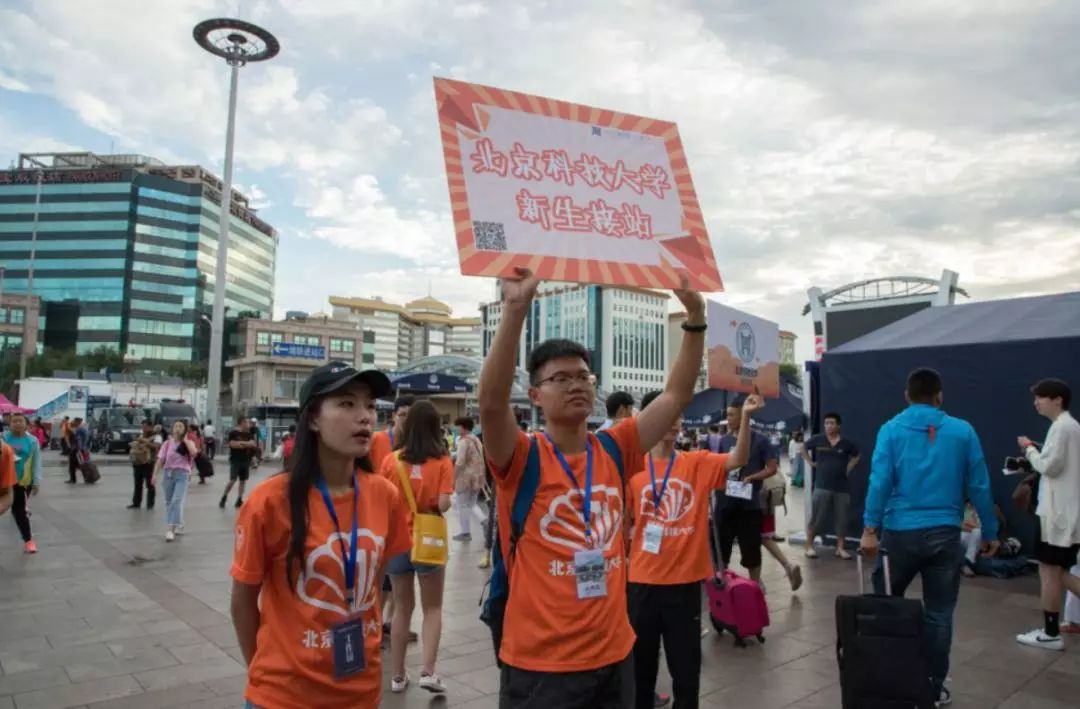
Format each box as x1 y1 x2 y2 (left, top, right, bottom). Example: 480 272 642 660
235 524 245 553
639 478 695 524
296 530 385 616
539 485 623 552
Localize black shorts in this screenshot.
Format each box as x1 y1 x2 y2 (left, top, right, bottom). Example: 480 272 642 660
229 462 251 482
716 507 764 570
1035 528 1080 569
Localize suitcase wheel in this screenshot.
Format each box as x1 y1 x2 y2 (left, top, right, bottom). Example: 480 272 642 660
756 634 765 644
733 636 747 648
710 618 724 636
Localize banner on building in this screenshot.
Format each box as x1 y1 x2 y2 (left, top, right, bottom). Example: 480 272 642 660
706 301 780 398
434 77 722 292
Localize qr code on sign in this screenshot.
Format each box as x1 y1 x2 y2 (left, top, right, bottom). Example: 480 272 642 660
473 221 507 252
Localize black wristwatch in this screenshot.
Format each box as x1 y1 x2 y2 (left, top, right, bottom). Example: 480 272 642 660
681 321 707 333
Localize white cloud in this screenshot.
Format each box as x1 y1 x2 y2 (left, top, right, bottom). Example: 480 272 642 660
3 0 1079 366
0 70 29 92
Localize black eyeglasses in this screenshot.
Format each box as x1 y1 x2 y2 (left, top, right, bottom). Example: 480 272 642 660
535 372 597 389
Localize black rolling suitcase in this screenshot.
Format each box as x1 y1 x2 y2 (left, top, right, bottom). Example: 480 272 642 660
835 552 935 709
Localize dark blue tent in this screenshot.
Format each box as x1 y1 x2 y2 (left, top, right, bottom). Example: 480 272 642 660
820 291 1080 548
683 376 805 432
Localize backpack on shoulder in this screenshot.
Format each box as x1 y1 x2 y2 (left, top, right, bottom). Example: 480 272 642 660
479 431 624 665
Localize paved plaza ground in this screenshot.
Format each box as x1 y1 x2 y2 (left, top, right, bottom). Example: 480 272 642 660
1 453 1078 708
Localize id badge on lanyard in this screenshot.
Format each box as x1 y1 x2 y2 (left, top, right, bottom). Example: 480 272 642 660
316 477 367 679
544 434 609 601
643 453 676 555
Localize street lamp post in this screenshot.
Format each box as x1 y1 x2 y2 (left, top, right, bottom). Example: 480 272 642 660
18 170 42 381
193 18 279 426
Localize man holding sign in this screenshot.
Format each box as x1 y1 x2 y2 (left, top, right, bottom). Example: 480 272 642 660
479 266 707 708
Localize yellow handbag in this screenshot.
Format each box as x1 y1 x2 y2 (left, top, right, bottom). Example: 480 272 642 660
396 455 449 566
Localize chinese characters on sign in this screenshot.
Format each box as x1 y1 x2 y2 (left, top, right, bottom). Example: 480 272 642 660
435 77 723 292
272 342 327 360
706 301 780 398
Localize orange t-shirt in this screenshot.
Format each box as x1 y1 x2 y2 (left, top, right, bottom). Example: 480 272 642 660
367 430 394 473
627 450 729 585
0 443 15 489
230 472 411 709
380 453 454 533
490 418 641 672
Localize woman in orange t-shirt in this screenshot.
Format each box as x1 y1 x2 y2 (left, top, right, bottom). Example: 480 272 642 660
380 399 454 695
229 362 411 709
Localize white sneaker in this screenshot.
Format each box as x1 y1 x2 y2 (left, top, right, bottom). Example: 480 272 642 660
165 530 175 542
1016 628 1065 651
936 687 952 707
419 674 446 693
175 525 185 536
391 674 410 693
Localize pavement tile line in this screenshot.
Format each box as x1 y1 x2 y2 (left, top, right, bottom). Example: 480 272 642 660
6 460 1079 708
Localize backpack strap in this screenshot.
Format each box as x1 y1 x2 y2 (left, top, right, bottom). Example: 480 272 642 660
594 430 625 484
507 437 541 561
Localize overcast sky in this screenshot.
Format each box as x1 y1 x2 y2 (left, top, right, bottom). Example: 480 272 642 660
1 0 1077 363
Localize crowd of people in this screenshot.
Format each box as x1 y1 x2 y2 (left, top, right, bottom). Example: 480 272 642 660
2 273 1077 709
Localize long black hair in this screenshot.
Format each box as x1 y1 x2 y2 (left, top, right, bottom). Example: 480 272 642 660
397 399 447 465
284 399 374 591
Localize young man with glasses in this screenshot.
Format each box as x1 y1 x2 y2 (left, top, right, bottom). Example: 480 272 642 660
479 267 707 709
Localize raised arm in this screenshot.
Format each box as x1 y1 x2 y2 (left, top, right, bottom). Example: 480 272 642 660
724 392 764 472
636 278 706 452
478 267 540 470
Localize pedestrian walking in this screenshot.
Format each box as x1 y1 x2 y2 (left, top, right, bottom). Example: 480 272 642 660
202 419 217 459
152 420 198 542
382 400 454 695
860 367 1000 706
1014 378 1080 652
2 413 41 553
229 361 408 709
66 417 88 484
452 416 485 541
127 419 161 510
221 418 258 509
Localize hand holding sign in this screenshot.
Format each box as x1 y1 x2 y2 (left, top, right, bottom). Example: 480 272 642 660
743 386 765 417
673 271 706 321
500 266 541 307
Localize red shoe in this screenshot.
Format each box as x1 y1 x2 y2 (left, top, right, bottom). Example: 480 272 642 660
1060 623 1080 635
24 540 38 554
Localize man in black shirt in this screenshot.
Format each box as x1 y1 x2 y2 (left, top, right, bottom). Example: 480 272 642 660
220 418 257 509
714 397 778 583
802 412 860 559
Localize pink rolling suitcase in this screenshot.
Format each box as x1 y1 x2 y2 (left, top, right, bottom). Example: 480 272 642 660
706 502 769 646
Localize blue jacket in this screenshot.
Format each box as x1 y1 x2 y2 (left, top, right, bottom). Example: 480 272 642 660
864 404 998 540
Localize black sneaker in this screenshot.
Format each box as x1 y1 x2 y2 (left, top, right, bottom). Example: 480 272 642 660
235 497 243 508
126 504 139 509
219 495 227 509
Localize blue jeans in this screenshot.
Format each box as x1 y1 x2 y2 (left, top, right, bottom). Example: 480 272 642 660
873 525 962 696
162 468 190 528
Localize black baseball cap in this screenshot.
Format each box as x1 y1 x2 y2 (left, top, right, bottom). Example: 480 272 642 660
298 361 393 411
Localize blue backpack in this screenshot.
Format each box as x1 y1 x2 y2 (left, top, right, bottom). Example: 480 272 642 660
479 431 625 664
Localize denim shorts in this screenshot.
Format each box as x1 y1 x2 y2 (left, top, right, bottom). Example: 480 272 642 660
386 551 442 576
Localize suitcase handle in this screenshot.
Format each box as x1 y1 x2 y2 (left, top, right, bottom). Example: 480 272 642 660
856 550 892 596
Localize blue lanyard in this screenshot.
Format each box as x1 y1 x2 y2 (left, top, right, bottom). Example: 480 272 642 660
388 429 394 448
314 475 360 606
648 452 676 509
544 433 594 541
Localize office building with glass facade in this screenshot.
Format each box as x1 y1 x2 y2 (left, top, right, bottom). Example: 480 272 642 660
481 282 670 401
0 152 277 370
